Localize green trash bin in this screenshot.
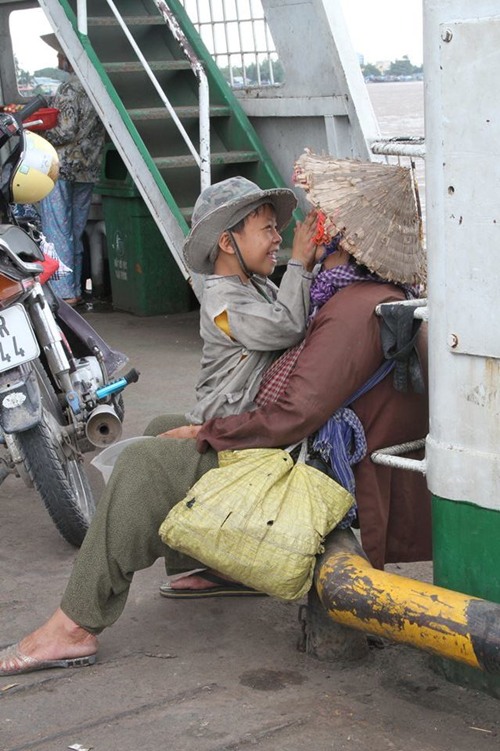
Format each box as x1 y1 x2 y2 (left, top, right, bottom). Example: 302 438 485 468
96 146 193 316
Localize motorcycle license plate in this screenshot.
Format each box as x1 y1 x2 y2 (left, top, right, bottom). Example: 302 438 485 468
0 304 40 373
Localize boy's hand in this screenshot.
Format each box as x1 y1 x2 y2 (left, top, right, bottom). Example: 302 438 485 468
291 209 320 272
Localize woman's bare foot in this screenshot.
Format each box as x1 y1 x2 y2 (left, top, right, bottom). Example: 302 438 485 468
168 570 234 591
0 608 98 676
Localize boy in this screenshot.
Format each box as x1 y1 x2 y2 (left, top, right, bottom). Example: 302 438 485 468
184 176 318 424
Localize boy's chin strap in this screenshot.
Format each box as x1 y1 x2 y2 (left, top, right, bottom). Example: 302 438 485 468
227 230 254 279
226 229 274 303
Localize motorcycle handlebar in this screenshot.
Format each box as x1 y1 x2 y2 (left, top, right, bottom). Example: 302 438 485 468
94 369 141 400
14 95 49 126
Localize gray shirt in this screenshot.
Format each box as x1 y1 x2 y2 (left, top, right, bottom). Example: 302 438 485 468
46 75 105 183
186 261 313 424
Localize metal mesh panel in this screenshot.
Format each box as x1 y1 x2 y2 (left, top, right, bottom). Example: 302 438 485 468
178 0 282 88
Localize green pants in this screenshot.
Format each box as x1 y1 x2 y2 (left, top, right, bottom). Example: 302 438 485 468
60 415 217 634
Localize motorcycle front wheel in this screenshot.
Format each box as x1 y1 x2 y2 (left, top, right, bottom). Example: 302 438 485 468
16 363 96 547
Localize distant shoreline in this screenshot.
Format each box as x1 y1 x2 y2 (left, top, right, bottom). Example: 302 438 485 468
364 77 423 84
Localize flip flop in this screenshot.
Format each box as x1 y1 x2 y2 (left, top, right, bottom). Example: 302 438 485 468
159 571 267 599
0 643 97 677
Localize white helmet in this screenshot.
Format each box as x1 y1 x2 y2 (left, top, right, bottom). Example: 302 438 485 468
0 113 59 205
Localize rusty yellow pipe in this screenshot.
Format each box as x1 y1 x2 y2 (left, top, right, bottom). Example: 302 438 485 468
315 530 500 672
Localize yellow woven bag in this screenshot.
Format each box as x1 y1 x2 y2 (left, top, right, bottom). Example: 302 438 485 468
159 444 354 600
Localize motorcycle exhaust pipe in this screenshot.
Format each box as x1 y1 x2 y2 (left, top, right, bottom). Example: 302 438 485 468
85 404 123 448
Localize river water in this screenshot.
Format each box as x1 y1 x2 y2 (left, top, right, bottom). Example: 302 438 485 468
367 80 424 138
366 79 426 220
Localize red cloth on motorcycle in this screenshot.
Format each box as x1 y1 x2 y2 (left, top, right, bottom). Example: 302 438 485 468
39 253 60 284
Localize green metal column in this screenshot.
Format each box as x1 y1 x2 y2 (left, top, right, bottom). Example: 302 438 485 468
432 496 500 696
432 496 500 602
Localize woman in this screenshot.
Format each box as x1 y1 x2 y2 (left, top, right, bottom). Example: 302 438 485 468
0 154 431 675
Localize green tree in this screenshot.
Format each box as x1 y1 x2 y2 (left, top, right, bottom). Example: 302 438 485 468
14 54 33 88
362 62 382 78
260 58 284 83
218 58 284 86
245 62 258 83
388 56 417 76
34 67 67 81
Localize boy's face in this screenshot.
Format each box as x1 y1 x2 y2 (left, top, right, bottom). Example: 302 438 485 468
232 204 281 277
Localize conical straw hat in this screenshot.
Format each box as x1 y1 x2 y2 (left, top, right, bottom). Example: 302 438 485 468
293 150 425 285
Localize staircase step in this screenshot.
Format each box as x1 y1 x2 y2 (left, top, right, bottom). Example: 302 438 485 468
128 105 232 121
87 16 166 27
154 151 260 170
103 61 191 74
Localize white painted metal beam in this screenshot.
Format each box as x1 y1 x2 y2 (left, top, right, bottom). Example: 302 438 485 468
424 0 500 509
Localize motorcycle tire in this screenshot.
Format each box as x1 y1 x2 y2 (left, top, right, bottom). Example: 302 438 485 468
15 363 96 547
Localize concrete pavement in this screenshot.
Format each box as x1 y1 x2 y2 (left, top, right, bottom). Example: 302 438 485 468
1 307 499 751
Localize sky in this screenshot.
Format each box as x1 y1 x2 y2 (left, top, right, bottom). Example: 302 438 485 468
10 9 54 72
9 1 424 73
340 0 423 65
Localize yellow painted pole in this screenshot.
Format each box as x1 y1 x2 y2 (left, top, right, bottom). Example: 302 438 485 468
315 530 500 672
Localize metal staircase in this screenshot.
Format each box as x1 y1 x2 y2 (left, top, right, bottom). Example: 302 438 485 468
38 0 300 305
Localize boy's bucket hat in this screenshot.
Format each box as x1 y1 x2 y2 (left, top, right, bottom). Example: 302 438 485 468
293 149 425 285
183 176 298 274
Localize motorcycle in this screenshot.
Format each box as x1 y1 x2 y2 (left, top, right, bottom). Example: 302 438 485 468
0 96 139 546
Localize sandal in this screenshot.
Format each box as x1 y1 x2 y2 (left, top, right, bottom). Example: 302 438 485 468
0 642 96 676
159 571 267 599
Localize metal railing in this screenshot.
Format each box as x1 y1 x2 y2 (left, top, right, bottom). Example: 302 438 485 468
370 439 427 473
370 136 425 159
375 297 428 322
371 298 428 474
75 0 211 189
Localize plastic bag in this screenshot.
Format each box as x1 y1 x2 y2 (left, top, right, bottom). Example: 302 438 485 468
39 233 72 280
159 445 354 600
91 436 154 484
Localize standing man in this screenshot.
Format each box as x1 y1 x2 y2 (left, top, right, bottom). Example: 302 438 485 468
39 33 105 305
